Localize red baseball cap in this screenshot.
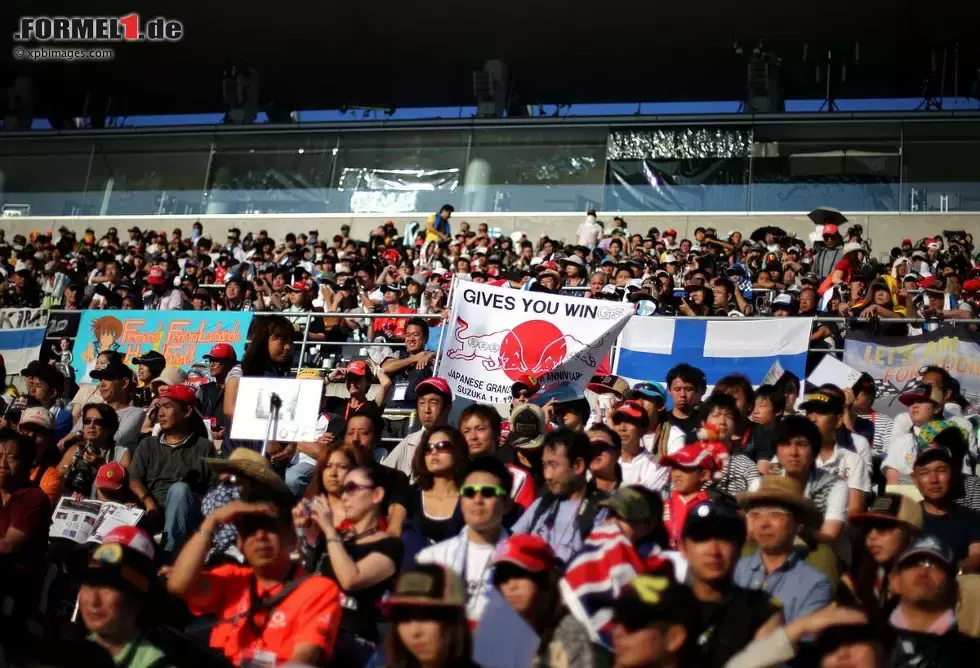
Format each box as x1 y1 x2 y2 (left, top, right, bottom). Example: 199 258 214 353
612 400 649 425
492 534 558 573
664 229 677 237
346 360 369 376
101 525 156 562
95 462 128 491
661 444 716 471
146 266 167 285
204 343 237 362
416 376 452 401
822 224 839 236
902 238 912 246
158 383 198 406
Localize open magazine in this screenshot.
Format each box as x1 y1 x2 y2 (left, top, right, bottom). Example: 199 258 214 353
49 497 144 545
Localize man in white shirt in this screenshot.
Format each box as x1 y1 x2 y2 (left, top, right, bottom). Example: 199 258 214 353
415 457 512 625
576 210 602 249
382 376 451 480
750 416 848 545
611 400 669 492
800 391 871 516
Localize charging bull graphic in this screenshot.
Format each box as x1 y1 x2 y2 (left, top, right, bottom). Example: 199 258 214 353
447 318 602 382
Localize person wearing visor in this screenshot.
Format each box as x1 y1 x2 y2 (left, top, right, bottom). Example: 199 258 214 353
78 526 173 667
681 500 783 667
611 400 669 492
609 574 697 668
492 534 595 668
883 383 946 484
626 382 685 457
168 498 342 667
586 423 622 494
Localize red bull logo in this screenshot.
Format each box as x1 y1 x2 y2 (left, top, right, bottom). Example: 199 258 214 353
447 318 600 382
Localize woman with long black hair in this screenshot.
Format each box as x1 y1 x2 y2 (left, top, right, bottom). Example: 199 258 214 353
221 315 294 456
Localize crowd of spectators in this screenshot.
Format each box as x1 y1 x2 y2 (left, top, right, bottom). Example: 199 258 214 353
0 207 978 667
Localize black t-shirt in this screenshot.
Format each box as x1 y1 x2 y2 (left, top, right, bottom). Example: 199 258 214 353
377 465 411 517
669 411 701 442
749 423 776 462
408 487 464 543
921 504 980 564
383 349 433 410
695 586 781 668
312 535 403 640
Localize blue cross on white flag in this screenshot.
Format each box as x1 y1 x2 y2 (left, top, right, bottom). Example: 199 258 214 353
614 317 811 387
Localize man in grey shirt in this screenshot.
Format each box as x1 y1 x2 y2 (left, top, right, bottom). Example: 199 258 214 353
75 358 146 452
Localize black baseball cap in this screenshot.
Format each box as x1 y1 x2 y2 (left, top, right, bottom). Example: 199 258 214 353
682 501 746 543
799 391 844 415
90 359 134 382
131 350 166 371
611 575 696 630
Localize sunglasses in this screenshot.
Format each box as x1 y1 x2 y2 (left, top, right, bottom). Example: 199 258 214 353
424 441 453 455
83 417 105 426
460 484 507 499
341 481 375 496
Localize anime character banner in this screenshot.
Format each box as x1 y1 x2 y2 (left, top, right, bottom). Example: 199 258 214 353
72 311 253 384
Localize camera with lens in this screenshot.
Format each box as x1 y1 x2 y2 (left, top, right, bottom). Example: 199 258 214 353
63 443 101 496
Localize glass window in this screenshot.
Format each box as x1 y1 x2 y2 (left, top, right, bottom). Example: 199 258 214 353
902 121 980 211
0 137 95 215
207 133 338 214
750 122 901 212
332 130 468 213
88 136 212 215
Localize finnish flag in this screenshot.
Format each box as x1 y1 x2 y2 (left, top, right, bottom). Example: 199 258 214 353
614 317 811 386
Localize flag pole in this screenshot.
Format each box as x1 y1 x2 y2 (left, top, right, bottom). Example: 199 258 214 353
431 275 458 377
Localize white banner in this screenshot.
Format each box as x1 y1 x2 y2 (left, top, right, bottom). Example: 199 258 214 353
438 281 633 404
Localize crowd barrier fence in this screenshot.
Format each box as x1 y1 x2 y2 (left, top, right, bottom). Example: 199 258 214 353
30 308 980 430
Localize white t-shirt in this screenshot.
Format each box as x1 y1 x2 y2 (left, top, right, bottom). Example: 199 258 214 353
659 426 689 456
414 527 509 624
619 451 669 492
816 446 872 493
